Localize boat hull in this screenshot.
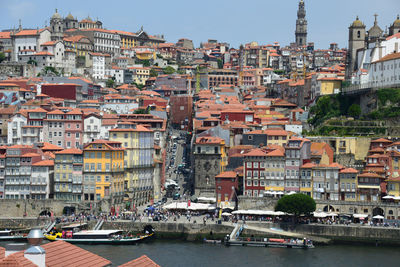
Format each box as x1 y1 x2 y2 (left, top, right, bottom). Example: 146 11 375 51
0 236 26 241
44 233 154 245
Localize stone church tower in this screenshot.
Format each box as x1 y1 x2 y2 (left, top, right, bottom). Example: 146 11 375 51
295 0 307 47
389 15 400 36
50 9 64 41
346 16 366 79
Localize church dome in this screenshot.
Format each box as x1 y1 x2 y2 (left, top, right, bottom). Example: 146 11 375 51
393 15 400 27
351 16 364 27
51 9 61 20
368 15 383 38
66 13 75 20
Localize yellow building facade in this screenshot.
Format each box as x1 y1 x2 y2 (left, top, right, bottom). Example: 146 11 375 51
109 128 139 190
131 67 150 85
318 78 342 95
83 140 125 201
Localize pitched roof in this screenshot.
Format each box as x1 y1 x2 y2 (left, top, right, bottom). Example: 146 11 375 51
340 168 359 174
55 148 82 155
41 142 63 151
3 240 111 267
215 171 237 178
266 149 285 157
32 160 54 166
119 255 160 267
244 148 267 157
0 253 37 267
372 52 400 64
371 138 392 143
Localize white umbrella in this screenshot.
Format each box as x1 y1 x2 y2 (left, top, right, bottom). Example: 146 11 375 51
373 215 384 219
313 212 328 218
393 196 400 200
326 212 338 217
286 191 297 195
383 195 393 199
221 212 232 216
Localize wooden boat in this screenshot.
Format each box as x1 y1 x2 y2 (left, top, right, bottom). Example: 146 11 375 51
44 226 154 245
0 230 27 241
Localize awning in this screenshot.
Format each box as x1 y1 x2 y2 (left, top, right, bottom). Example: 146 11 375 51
353 213 369 218
231 210 285 216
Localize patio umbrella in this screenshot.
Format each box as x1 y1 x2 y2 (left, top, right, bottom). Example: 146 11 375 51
372 215 384 219
382 196 393 199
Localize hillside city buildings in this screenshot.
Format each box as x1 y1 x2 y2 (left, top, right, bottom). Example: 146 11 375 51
0 1 399 218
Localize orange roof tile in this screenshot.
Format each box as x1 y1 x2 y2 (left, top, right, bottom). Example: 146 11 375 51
41 142 63 151
215 171 237 178
119 255 160 267
244 148 267 157
373 52 400 64
32 160 54 166
340 168 359 174
55 148 82 155
371 138 392 143
266 149 285 157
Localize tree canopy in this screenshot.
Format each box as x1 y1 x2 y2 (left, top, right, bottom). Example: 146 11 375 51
275 193 316 216
348 103 361 118
163 66 176 75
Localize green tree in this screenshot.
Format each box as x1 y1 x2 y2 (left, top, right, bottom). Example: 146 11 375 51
163 66 175 75
133 108 148 114
106 78 115 88
348 104 361 118
217 58 223 69
150 68 158 77
0 52 5 63
275 194 316 222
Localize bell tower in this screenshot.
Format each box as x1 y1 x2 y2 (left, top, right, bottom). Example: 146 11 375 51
346 16 366 78
295 0 308 47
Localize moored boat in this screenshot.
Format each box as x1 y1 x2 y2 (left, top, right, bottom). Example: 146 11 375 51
0 230 27 241
224 235 314 249
44 226 154 245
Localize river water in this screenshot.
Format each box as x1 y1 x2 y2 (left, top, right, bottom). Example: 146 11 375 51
74 240 400 267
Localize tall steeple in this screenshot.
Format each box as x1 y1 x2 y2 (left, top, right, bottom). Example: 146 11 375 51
295 0 308 47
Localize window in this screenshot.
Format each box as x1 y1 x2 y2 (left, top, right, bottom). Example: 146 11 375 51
97 163 102 171
76 133 80 138
247 180 251 186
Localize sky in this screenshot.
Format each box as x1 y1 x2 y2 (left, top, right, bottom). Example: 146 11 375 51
1 0 399 49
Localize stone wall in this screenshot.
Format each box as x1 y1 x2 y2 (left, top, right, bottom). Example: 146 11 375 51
280 223 400 245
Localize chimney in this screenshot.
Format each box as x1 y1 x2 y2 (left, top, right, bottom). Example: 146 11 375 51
24 229 45 267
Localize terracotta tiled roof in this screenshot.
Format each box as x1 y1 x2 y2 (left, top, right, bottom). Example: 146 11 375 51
371 138 392 143
55 148 82 155
0 253 37 267
119 255 160 267
0 247 4 261
195 136 224 145
266 149 284 157
340 168 359 174
32 160 54 166
244 148 267 157
358 172 383 178
41 142 63 151
301 162 317 168
372 52 400 63
215 171 237 178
